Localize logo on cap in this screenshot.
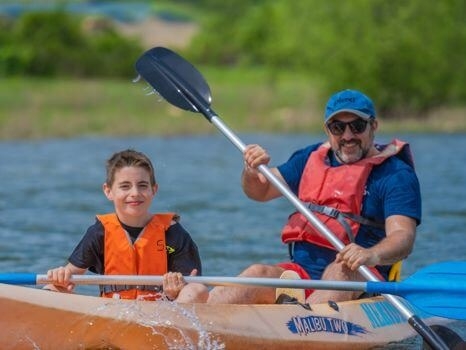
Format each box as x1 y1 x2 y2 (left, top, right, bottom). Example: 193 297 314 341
325 90 375 122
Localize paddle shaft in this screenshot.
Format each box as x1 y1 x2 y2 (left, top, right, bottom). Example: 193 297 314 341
34 275 370 289
0 270 458 292
137 48 450 350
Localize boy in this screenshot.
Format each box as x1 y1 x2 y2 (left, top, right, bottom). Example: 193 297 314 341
46 149 207 302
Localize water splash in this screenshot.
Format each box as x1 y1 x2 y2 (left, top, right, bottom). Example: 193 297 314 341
93 299 225 350
133 74 164 102
144 85 158 96
132 74 141 83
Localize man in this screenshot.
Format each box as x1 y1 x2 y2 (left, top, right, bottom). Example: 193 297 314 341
207 89 421 304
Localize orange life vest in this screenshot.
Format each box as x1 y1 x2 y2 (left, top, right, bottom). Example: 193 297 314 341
281 139 410 250
97 212 175 300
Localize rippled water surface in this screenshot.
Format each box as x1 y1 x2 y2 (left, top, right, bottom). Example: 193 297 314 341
1 133 465 348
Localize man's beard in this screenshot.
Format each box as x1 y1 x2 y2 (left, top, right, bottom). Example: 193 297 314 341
335 140 369 164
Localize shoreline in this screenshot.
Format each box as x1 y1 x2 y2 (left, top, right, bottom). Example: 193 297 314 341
0 76 464 140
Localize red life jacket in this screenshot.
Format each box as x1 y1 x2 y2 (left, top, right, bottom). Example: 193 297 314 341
97 212 175 300
281 139 411 250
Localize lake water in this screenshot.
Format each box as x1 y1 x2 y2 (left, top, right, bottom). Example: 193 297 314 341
1 133 465 348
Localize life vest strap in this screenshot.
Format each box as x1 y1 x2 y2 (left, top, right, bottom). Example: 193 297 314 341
306 203 355 243
341 212 385 229
306 202 385 243
100 284 162 294
288 242 295 260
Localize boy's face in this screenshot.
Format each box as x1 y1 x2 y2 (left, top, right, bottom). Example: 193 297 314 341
103 166 157 226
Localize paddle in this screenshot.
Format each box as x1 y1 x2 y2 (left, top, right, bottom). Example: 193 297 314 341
1 261 465 321
133 47 451 350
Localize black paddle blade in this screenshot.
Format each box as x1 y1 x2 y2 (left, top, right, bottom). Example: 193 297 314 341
135 47 212 113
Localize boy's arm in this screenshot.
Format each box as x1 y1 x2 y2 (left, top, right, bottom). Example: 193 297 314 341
43 262 86 293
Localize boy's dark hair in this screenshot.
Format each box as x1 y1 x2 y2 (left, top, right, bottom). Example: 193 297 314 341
105 149 156 186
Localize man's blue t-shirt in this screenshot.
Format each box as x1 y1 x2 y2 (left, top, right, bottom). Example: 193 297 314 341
277 142 422 280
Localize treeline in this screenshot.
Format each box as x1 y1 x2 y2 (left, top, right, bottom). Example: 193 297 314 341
185 0 465 117
0 9 143 77
0 1 464 117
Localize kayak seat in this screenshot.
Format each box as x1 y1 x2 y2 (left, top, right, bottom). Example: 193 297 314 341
275 270 306 303
388 260 403 282
275 293 312 310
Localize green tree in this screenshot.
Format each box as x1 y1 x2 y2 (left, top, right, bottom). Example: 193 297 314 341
188 0 466 117
0 10 143 78
13 10 86 76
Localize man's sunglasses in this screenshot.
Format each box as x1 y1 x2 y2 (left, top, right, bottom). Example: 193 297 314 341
326 118 371 136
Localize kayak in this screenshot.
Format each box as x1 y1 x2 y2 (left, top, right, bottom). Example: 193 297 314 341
0 283 449 349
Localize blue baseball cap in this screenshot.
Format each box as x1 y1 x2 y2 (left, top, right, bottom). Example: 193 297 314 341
324 89 376 123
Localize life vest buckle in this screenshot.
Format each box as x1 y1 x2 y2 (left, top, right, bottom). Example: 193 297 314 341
321 207 340 219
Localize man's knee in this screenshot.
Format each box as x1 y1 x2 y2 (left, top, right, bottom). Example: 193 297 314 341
241 263 283 278
322 261 363 281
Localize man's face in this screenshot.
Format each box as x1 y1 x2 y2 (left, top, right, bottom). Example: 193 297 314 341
325 112 377 164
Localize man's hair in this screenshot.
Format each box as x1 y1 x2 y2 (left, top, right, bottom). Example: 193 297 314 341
105 149 156 186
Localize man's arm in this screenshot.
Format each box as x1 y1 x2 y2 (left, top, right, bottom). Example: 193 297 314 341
241 144 286 201
336 215 416 270
370 215 416 264
241 164 285 201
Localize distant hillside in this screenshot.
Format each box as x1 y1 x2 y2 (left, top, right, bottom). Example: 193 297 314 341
115 17 198 49
0 1 199 49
